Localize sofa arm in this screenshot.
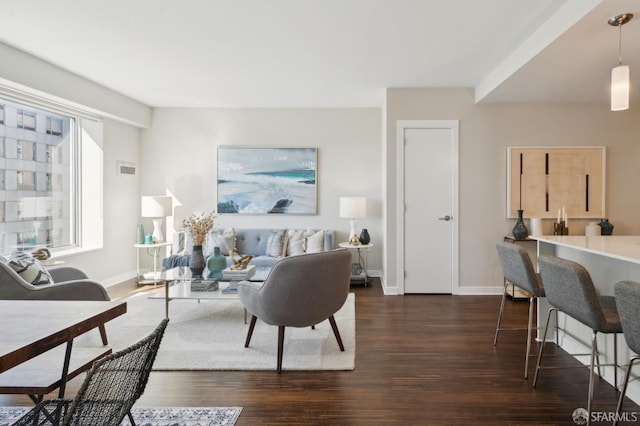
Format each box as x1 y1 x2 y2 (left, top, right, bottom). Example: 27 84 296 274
47 266 89 282
21 280 110 302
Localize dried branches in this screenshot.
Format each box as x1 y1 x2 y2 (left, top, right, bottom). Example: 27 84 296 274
182 211 216 246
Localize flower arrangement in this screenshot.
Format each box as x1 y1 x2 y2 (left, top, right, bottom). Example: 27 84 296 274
182 211 216 246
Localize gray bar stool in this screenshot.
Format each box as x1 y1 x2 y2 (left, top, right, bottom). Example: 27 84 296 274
613 281 640 426
534 255 622 425
494 242 552 379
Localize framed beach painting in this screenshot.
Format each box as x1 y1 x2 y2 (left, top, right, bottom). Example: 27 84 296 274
217 147 317 215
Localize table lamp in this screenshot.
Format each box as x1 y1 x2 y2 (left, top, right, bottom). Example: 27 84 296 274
141 196 172 243
339 197 366 245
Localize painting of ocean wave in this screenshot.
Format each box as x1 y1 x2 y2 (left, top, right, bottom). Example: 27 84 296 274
217 147 317 214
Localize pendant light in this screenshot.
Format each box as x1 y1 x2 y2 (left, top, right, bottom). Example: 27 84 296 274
608 13 633 111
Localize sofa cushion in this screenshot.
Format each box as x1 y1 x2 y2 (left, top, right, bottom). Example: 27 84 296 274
206 228 236 256
286 229 306 256
7 251 53 286
305 229 326 253
265 230 286 258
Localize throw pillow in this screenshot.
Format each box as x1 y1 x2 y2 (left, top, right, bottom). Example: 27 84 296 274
265 230 287 258
286 229 306 256
8 251 53 286
206 228 236 256
305 229 325 253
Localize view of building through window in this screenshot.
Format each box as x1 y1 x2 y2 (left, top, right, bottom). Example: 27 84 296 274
0 98 73 254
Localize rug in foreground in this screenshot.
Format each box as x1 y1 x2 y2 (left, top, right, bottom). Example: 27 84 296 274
0 406 242 426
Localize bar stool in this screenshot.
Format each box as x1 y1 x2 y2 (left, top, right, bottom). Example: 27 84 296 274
613 281 640 426
534 255 622 425
494 242 551 379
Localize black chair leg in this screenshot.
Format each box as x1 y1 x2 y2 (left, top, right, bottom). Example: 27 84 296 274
245 315 257 347
328 315 345 351
277 326 285 373
127 410 136 426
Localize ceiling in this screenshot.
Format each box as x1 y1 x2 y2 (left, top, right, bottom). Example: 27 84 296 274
0 0 638 108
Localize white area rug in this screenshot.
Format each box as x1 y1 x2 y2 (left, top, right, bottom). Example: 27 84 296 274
0 406 242 426
76 292 355 371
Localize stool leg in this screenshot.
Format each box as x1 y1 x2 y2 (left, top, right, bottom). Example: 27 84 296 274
614 334 618 391
614 356 640 426
524 296 535 379
587 331 598 426
533 307 555 387
493 282 509 346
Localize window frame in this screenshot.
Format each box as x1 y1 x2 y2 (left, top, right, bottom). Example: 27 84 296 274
0 94 103 256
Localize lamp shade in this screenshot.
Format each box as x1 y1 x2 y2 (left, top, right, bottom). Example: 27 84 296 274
340 197 366 219
141 196 172 218
611 65 630 111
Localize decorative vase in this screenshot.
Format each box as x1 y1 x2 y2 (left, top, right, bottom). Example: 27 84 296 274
598 219 614 236
206 246 227 280
512 209 529 240
359 228 371 245
189 245 206 278
136 224 145 244
585 222 599 236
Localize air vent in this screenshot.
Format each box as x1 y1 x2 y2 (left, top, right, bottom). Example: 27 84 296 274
117 161 137 176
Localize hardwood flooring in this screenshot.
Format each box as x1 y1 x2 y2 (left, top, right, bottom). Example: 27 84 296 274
1 279 638 425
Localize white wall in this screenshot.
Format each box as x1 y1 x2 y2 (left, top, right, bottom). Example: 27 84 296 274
139 108 383 271
62 119 141 285
385 88 640 294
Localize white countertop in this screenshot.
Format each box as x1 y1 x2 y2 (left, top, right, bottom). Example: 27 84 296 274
530 235 640 265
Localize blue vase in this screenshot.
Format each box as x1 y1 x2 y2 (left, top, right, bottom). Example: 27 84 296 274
206 247 227 280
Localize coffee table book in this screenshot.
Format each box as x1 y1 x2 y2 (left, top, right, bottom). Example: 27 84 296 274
222 265 256 280
190 280 219 292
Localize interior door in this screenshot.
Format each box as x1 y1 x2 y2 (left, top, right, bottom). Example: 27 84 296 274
398 121 458 294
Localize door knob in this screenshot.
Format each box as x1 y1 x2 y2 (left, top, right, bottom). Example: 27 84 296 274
438 215 452 221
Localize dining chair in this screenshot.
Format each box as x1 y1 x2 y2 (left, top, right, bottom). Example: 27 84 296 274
13 318 169 426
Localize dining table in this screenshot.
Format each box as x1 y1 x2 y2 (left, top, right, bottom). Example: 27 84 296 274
0 299 127 402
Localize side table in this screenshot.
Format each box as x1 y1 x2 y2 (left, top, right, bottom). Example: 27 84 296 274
134 242 172 285
338 242 373 286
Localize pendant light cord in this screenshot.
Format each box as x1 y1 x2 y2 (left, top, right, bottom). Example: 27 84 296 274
618 23 623 66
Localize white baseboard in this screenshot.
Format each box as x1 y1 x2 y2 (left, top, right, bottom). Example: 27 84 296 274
102 270 136 288
456 286 503 295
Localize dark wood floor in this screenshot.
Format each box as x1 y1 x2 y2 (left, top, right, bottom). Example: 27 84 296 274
2 279 638 425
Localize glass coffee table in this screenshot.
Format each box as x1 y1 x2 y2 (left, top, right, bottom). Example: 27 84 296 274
150 266 269 321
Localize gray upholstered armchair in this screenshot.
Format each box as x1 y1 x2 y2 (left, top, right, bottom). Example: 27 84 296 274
0 262 111 345
238 249 352 373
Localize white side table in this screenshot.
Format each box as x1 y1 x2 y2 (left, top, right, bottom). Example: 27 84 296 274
134 242 172 285
338 242 373 286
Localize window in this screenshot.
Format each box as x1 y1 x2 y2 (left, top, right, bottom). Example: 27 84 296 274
0 97 103 254
0 105 4 124
17 109 36 130
46 117 63 136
